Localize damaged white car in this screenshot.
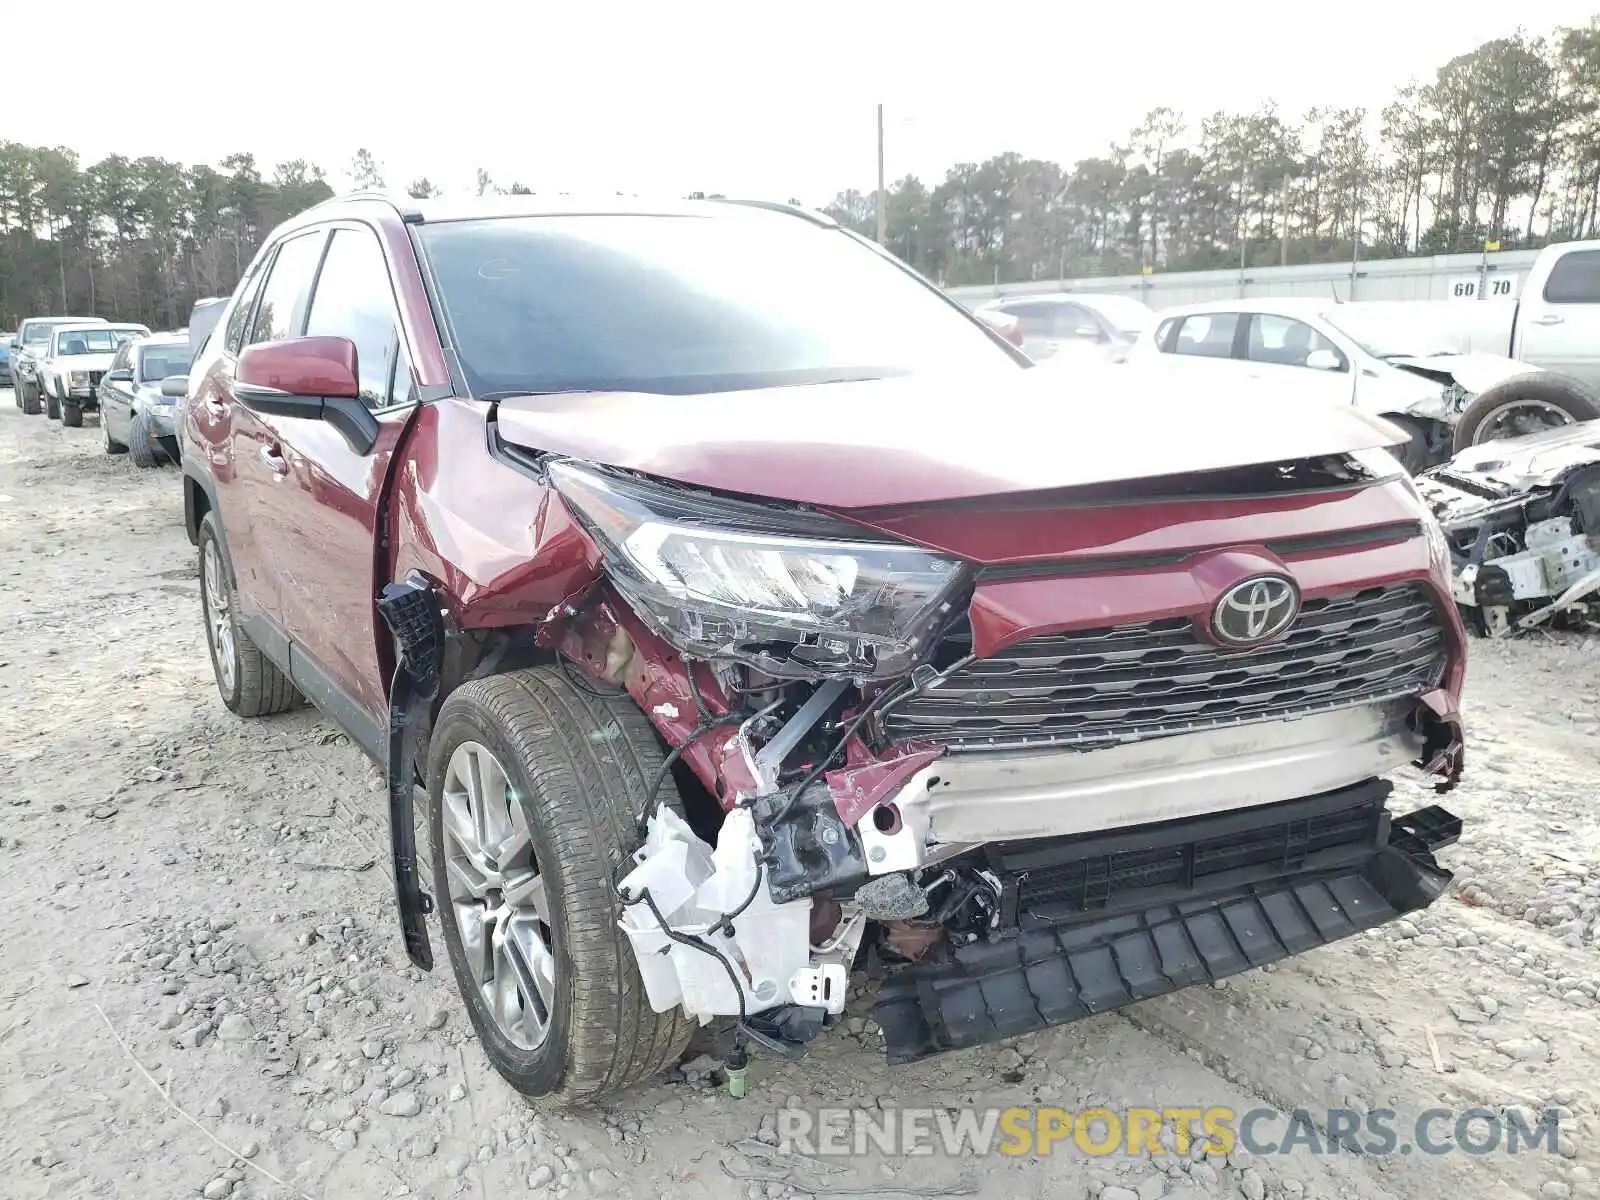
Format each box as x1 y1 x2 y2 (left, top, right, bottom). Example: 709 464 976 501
1125 298 1600 473
1416 419 1600 636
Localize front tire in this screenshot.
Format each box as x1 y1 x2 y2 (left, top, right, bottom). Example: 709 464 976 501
44 388 60 420
1384 414 1435 474
198 512 302 717
129 410 162 467
1453 374 1600 453
61 401 83 428
427 668 696 1104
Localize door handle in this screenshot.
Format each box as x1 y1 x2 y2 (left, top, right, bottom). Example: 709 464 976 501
260 444 289 477
1532 313 1565 326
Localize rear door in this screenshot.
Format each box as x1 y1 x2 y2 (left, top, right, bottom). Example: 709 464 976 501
194 231 327 641
1141 311 1253 385
270 223 421 750
100 341 136 440
1514 246 1600 392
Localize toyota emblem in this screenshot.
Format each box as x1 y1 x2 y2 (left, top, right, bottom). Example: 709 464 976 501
1211 576 1299 647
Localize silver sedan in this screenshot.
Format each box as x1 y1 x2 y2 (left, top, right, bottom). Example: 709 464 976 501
97 333 195 467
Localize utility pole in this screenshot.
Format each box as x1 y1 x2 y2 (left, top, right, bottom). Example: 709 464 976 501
1279 175 1290 267
875 104 887 245
1236 161 1249 297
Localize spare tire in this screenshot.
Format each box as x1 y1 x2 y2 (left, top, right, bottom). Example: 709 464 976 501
1453 374 1600 454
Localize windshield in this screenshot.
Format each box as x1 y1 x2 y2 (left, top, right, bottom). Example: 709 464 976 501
417 211 1017 396
1087 295 1157 336
1320 307 1467 359
139 344 195 381
53 328 128 355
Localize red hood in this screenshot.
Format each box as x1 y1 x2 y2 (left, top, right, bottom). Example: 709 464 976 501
494 367 1408 509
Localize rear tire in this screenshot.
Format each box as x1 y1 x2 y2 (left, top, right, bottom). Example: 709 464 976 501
1384 415 1434 474
129 410 161 467
21 382 40 415
198 512 302 717
44 389 59 420
1453 374 1600 453
61 401 83 428
427 668 696 1104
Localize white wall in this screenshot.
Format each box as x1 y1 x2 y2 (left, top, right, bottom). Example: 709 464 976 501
946 249 1541 311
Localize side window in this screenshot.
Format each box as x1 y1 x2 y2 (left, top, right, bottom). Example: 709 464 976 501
247 232 326 347
1171 313 1240 359
1246 314 1346 369
390 350 417 407
110 342 131 373
1051 305 1101 340
303 226 407 409
224 261 269 355
1543 250 1600 304
1003 303 1056 341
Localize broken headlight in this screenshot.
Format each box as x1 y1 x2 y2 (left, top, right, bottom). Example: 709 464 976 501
549 461 968 679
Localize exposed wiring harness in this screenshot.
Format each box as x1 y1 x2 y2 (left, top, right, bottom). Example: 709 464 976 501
618 885 748 1022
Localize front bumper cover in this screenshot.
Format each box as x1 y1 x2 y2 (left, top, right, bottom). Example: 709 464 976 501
871 782 1458 1063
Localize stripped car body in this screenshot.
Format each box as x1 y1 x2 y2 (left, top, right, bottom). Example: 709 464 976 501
1416 419 1600 636
179 194 1467 1096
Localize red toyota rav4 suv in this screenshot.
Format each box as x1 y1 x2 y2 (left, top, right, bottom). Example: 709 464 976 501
178 193 1467 1103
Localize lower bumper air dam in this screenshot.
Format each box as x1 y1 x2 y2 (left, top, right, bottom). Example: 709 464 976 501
871 792 1460 1064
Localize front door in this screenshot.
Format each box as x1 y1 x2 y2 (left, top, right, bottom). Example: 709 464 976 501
1239 312 1356 407
264 223 421 750
1516 246 1600 394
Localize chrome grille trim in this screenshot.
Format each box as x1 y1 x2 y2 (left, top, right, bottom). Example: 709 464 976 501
886 583 1447 753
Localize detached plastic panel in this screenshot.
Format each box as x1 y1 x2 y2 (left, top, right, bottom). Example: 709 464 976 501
873 803 1457 1065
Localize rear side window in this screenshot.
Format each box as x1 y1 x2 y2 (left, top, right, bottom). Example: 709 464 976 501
247 232 326 347
1543 250 1600 304
303 227 405 409
1001 302 1058 340
224 263 269 355
1170 313 1240 358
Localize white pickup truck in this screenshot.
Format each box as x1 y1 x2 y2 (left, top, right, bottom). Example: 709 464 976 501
1336 239 1600 450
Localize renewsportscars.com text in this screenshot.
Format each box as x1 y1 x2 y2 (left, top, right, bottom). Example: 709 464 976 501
777 1105 1563 1158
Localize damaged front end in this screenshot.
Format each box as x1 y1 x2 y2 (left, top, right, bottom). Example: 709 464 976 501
541 456 1467 1063
1415 420 1600 636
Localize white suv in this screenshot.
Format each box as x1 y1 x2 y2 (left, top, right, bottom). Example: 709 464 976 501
36 322 150 425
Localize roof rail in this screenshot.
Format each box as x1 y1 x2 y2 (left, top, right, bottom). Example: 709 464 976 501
309 190 423 223
704 197 837 228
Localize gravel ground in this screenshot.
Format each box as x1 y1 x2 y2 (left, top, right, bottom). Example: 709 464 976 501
3 392 1600 1200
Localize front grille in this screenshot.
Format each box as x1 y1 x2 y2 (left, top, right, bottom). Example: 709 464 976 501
88 370 105 387
885 583 1446 752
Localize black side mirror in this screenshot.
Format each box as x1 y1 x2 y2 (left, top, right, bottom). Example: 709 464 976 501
106 369 134 383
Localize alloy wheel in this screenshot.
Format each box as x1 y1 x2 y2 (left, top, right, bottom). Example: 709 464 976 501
202 539 237 694
441 741 557 1050
1473 398 1577 444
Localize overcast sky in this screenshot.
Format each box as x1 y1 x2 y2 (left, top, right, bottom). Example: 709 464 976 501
24 1 1600 204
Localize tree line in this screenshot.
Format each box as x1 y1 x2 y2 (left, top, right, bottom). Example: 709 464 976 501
826 19 1600 285
5 18 1600 328
0 148 535 333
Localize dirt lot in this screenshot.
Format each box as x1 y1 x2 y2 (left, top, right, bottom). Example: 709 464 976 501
3 393 1600 1200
